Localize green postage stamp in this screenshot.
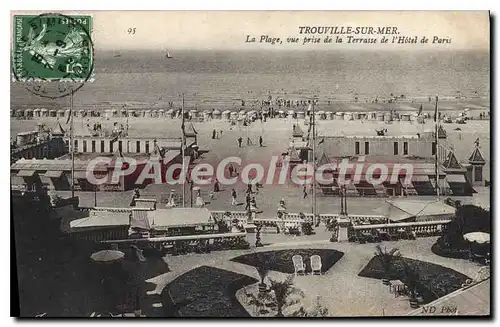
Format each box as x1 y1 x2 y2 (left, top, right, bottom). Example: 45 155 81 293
12 13 94 82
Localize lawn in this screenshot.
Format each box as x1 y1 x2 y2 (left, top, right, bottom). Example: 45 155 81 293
163 266 258 317
230 249 344 274
358 256 470 299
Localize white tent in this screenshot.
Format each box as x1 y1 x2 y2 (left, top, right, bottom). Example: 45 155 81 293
377 199 456 223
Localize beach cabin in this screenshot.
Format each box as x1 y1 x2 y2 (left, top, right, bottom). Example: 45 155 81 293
120 109 127 117
151 110 159 118
221 110 230 120
335 112 344 120
56 109 65 118
384 112 393 122
236 110 245 121
165 109 174 119
64 109 70 118
48 109 56 117
344 112 353 121
33 108 41 118
230 111 238 121
327 112 334 120
142 110 150 118
375 112 384 121
158 109 165 118
278 110 286 118
128 110 136 118
297 111 306 119
104 109 113 119
401 113 411 121
319 110 327 120
189 110 199 119
213 109 222 120
203 110 211 121
40 108 48 117
287 110 295 119
25 109 34 118
247 110 258 121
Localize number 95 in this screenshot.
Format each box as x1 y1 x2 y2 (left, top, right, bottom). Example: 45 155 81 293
127 28 136 35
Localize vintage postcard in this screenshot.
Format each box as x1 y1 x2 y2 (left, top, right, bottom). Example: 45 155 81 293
10 11 490 318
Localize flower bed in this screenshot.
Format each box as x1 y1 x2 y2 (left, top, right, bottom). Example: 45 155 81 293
230 249 344 274
163 266 258 317
358 256 470 299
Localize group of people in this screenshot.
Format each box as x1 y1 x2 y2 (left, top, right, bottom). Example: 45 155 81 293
212 129 223 139
237 135 264 147
231 183 262 209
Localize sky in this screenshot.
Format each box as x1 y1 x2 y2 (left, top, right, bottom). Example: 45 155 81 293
11 11 490 51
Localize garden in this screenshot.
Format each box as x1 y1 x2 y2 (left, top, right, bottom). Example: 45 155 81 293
231 248 344 274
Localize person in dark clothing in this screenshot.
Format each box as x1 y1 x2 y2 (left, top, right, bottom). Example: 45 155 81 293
213 178 220 192
231 189 238 206
212 129 216 139
245 193 251 211
237 137 243 147
228 165 234 177
246 183 253 194
303 185 308 199
259 136 263 147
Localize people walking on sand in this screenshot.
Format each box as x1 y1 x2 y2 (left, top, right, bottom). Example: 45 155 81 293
213 178 220 193
167 189 176 207
250 196 257 209
245 193 251 211
238 137 243 148
259 136 263 147
279 198 286 209
246 183 253 194
195 189 205 207
212 129 216 139
220 130 223 138
231 189 238 206
228 165 234 177
247 137 253 146
209 190 215 200
303 185 308 199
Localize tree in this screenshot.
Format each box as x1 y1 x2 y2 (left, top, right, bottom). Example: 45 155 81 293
289 296 329 317
255 260 270 292
402 262 421 308
268 276 303 317
374 245 401 285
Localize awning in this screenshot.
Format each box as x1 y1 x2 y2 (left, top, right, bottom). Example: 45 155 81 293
17 170 36 177
399 177 412 187
74 171 89 179
411 175 430 182
446 174 466 183
44 170 63 178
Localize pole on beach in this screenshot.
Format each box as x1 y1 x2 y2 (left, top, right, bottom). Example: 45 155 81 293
181 93 186 208
70 89 75 198
434 96 440 200
311 100 317 220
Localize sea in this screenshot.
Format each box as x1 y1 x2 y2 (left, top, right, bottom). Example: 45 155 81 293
10 50 490 110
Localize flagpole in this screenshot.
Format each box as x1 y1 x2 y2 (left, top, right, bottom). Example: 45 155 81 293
311 100 316 219
181 93 186 208
434 96 440 200
70 89 75 198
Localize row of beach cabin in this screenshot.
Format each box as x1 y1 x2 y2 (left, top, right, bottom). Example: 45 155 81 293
11 108 422 122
